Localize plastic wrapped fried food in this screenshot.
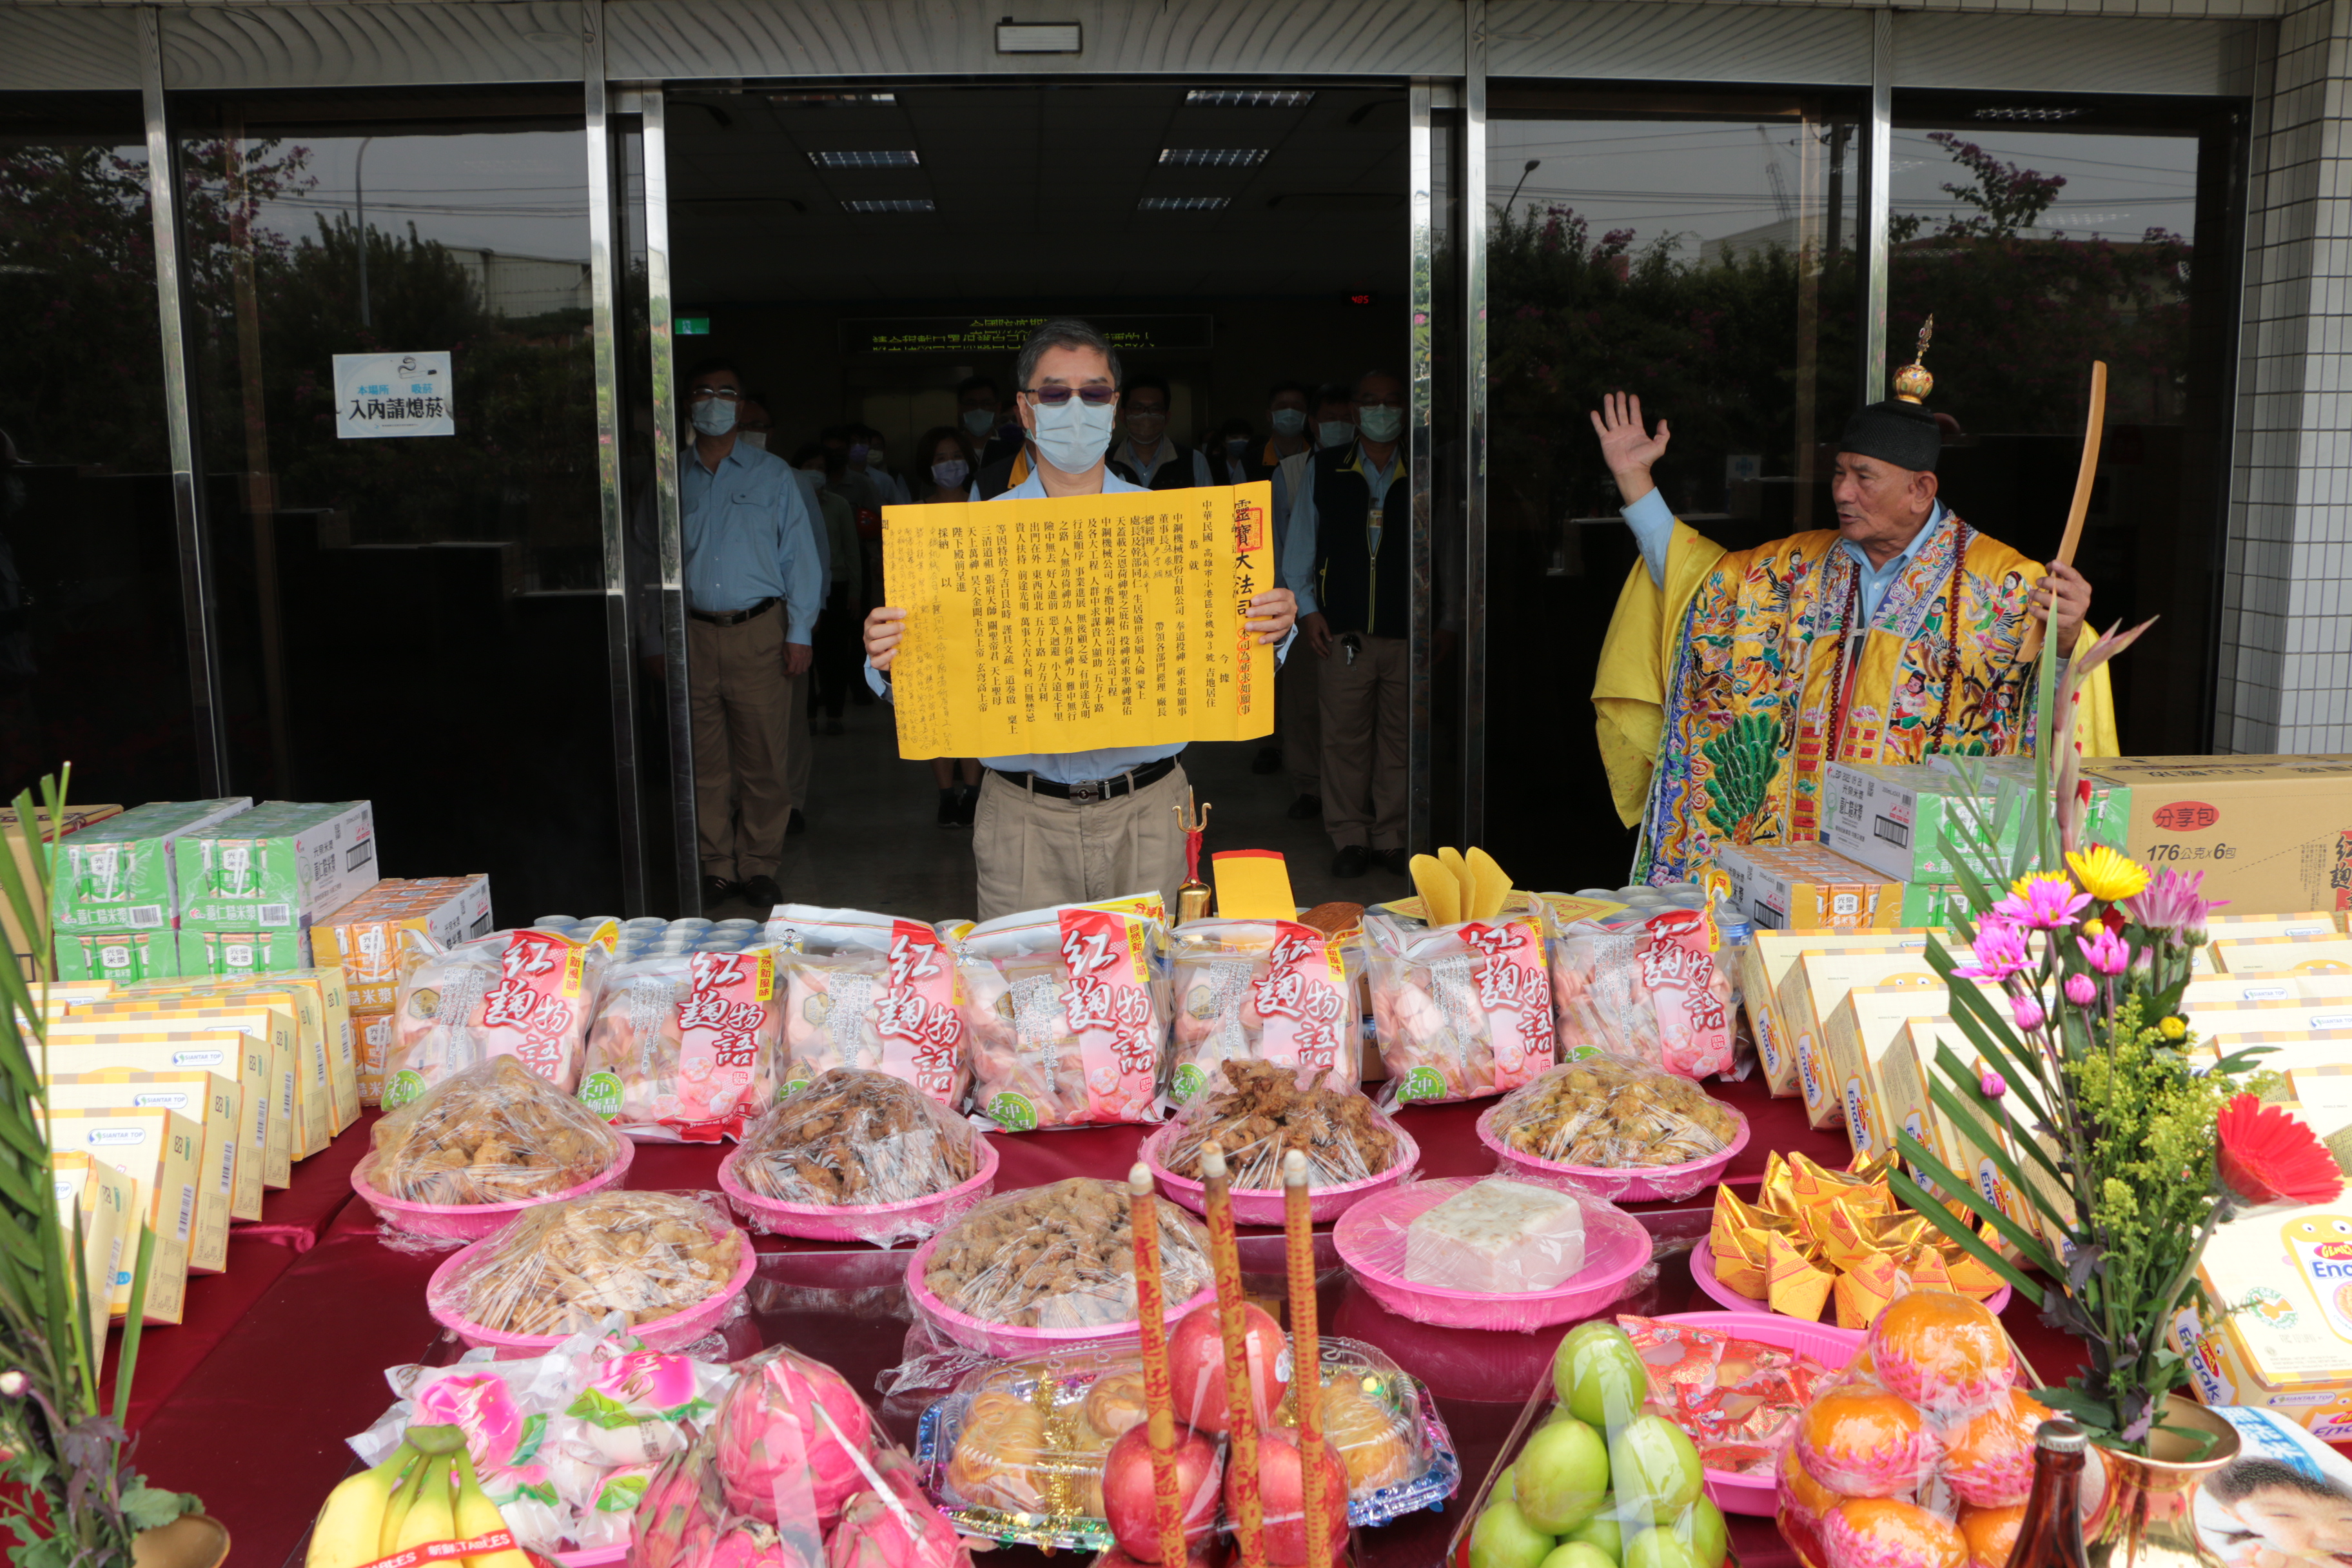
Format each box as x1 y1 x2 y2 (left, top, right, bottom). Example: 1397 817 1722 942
764 906 971 1110
953 897 1172 1132
917 1179 1213 1331
1168 919 1362 1105
1364 896 1555 1110
1160 1059 1402 1190
433 1190 747 1338
578 952 785 1142
1549 906 1737 1079
1489 1056 1740 1168
388 925 616 1104
369 1055 622 1206
734 1068 981 1208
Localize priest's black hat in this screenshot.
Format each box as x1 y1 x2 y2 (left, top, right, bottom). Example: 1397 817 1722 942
1838 398 1941 474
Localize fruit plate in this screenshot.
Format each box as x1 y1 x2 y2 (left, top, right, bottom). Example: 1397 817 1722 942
351 1133 634 1244
1331 1177 1654 1332
715 1137 999 1246
1474 1101 1750 1204
1140 1117 1420 1227
1652 1310 1866 1515
425 1216 758 1357
903 1230 1219 1359
1689 1236 2012 1320
554 1547 629 1567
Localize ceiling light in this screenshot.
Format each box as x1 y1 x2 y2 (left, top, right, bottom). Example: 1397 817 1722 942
1159 148 1267 168
1139 195 1229 211
841 198 935 212
810 149 919 167
1972 106 2086 121
769 91 897 105
1184 89 1315 108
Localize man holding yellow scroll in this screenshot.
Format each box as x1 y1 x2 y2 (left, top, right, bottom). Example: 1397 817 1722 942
1589 340 2117 885
863 318 1298 919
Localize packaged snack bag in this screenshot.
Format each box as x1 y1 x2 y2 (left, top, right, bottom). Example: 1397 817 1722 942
1166 918 1362 1106
578 950 785 1141
1550 905 1738 1079
765 905 970 1110
1364 894 1555 1108
387 924 616 1104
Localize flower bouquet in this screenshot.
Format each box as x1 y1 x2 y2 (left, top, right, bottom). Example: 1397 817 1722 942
1888 627 2344 1454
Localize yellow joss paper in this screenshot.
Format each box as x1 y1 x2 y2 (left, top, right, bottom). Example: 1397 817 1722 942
1902 1244 1954 1293
1947 1250 2006 1300
1834 1252 1906 1330
1758 1152 1795 1213
1716 1227 1771 1299
1818 1199 1881 1273
1767 1230 1837 1320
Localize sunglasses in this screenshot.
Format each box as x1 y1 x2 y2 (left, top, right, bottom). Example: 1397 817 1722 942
1023 384 1120 406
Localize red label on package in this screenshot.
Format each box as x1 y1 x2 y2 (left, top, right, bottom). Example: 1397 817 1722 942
1636 908 1734 1077
360 1531 518 1568
1460 916 1552 1091
2155 800 2220 832
1060 906 1160 1119
484 930 583 1081
1250 921 1352 1086
874 919 967 1104
673 949 774 1137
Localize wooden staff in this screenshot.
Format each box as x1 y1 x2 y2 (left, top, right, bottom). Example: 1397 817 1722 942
2021 360 2109 665
1128 1164 1191 1567
1203 1139 1268 1568
1284 1150 1334 1568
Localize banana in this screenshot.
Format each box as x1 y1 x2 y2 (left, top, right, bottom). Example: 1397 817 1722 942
391 1457 456 1556
376 1451 427 1558
450 1451 533 1568
306 1447 416 1568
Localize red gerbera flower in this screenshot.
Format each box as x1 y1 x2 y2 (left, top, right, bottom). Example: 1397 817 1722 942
2217 1095 2345 1206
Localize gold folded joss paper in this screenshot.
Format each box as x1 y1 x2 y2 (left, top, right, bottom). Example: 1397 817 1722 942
1709 1150 2004 1322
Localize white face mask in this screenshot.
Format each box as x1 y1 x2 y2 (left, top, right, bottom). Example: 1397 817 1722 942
691 398 738 438
1317 419 1355 449
961 408 997 438
738 431 767 451
1357 404 1405 443
1030 396 1118 476
802 468 826 490
1271 407 1308 436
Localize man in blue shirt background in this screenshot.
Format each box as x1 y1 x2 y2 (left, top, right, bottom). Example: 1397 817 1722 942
680 356 823 912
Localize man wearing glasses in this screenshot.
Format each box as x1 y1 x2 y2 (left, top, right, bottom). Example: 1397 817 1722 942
863 318 1298 920
680 356 824 912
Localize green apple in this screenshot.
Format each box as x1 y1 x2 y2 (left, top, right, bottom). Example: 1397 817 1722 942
1623 1525 1702 1568
1556 1323 1649 1428
1564 1500 1622 1563
1514 1417 1611 1534
1469 1498 1557 1568
1674 1500 1727 1568
1608 1416 1705 1514
1541 1544 1619 1568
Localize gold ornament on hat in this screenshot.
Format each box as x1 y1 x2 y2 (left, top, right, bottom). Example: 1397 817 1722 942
1892 315 1935 404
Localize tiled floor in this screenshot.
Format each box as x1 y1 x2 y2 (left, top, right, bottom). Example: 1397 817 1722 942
703 703 1415 922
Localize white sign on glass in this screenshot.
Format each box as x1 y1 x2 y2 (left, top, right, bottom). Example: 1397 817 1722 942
333 351 455 439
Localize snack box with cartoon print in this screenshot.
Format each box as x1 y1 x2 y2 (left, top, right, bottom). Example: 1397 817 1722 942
50 1152 135 1358
42 1076 235 1276
42 1020 290 1190
37 1106 202 1325
40 1043 266 1224
2175 1200 2352 1438
1740 928 1936 1101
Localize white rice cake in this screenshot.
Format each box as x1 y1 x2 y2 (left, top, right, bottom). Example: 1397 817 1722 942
1404 1178 1587 1292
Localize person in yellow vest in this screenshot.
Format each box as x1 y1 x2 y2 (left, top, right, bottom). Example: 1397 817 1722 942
1589 364 2118 885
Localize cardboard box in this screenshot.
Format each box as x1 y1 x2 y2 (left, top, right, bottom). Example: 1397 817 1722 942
1823 977 1984 1160
2211 936 2352 978
1716 842 1904 932
2173 1197 2352 1438
354 1010 397 1107
311 874 494 1011
39 1105 201 1324
2184 973 2352 1008
43 1076 233 1275
60 1002 298 1178
1741 928 1938 1099
2093 756 2352 916
74 994 325 1159
128 974 357 1134
175 925 311 977
1888 1017 2044 1238
2 803 124 977
1783 949 1950 1131
1823 761 2128 884
35 1028 278 1208
176 801 376 932
46 801 251 977
50 1152 133 1355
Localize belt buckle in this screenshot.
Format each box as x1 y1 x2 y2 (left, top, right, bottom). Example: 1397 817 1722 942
1070 779 1101 803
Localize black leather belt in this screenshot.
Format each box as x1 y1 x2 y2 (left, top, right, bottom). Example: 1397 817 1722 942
989 754 1180 803
689 598 778 627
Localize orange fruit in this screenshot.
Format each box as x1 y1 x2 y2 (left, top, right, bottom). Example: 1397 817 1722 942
1866 1292 2017 1415
1779 1440 1847 1522
1956 1504 2026 1568
1821 1498 1970 1568
1941 1388 2053 1507
1797 1387 1930 1498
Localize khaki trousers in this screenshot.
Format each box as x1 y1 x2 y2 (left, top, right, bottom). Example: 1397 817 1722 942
1279 647 1322 796
786 664 811 811
1318 633 1409 852
687 607 796 881
972 762 1190 923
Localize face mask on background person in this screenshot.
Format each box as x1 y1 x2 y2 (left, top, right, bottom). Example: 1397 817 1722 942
1357 404 1404 443
932 458 970 490
690 398 738 438
962 408 996 438
800 465 827 489
1270 407 1308 437
1317 418 1355 449
738 431 767 451
1032 395 1119 475
868 447 889 472
1225 436 1248 459
847 441 870 466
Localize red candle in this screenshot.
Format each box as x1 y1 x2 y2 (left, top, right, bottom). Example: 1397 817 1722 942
1284 1150 1333 1568
1128 1162 1191 1566
1202 1139 1268 1568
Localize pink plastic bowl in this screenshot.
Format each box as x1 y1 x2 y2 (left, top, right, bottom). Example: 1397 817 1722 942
1331 1177 1655 1332
351 1133 635 1242
1475 1100 1750 1203
1652 1310 1865 1515
715 1138 1000 1245
1689 1235 2012 1320
1139 1118 1420 1226
903 1228 1219 1358
426 1213 758 1356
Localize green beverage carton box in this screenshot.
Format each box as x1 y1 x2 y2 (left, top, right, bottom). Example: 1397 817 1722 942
52 799 254 981
176 801 376 932
1823 761 2128 883
176 925 313 979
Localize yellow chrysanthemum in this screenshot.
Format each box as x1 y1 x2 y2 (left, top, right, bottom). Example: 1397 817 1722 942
2161 1015 2188 1040
2066 844 2151 904
2008 870 2075 901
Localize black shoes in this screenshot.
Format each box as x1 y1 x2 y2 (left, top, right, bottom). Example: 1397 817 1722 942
1381 847 1411 877
937 789 961 828
741 874 782 910
824 718 844 736
700 874 738 907
1286 794 1322 819
1332 845 1370 877
1251 746 1282 775
787 809 807 836
957 784 979 827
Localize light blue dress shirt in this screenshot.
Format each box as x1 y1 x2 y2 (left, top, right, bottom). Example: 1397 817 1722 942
682 438 824 642
790 467 832 587
1282 443 1406 618
1620 489 1950 621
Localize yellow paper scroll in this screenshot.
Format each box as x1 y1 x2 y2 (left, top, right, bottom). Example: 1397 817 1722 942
881 482 1279 760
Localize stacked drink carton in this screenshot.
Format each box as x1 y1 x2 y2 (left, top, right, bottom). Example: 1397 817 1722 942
51 799 254 983
310 876 493 1104
173 801 378 977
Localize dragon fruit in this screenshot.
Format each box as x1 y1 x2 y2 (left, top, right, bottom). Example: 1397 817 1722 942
823 1489 972 1568
628 1442 720 1568
711 1345 874 1530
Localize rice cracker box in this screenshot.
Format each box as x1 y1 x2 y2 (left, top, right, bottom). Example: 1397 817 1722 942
2175 1199 2352 1438
43 1076 234 1275
39 1106 201 1325
50 1152 133 1357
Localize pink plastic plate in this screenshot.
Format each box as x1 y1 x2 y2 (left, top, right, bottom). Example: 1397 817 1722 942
1689 1235 2012 1320
1651 1310 1865 1515
1475 1101 1750 1203
1139 1117 1420 1226
715 1139 1000 1246
352 1133 635 1243
1331 1177 1654 1332
554 1547 628 1567
903 1230 1219 1358
426 1214 758 1356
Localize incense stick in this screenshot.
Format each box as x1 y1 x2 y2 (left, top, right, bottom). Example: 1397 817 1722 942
1284 1149 1333 1568
1128 1163 1190 1567
1204 1139 1268 1568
